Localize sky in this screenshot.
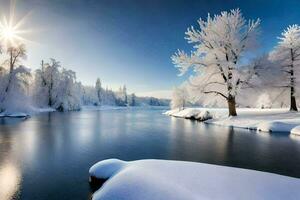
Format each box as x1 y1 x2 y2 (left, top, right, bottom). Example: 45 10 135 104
0 0 300 98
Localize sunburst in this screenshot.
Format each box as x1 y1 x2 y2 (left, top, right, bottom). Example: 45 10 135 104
0 0 32 48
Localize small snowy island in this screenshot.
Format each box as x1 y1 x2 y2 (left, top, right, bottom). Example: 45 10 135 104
89 159 300 200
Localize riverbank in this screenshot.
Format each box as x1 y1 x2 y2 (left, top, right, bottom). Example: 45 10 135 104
89 159 300 200
0 107 56 118
165 108 300 134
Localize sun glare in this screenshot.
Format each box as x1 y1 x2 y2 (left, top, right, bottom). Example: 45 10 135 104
1 24 16 41
0 16 27 47
0 0 32 48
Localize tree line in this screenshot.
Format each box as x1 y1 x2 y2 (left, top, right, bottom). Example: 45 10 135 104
0 45 168 113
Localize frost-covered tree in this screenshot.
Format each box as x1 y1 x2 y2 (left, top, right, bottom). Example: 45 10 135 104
269 25 300 111
1 44 27 104
171 87 188 110
115 85 128 106
0 65 31 112
123 85 128 105
256 93 272 109
104 87 117 105
0 44 32 113
34 59 61 107
172 9 260 116
129 93 136 106
95 78 102 105
81 85 98 105
33 59 81 111
55 69 81 111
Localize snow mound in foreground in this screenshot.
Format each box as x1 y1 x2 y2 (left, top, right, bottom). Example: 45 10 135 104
89 159 126 179
89 159 300 200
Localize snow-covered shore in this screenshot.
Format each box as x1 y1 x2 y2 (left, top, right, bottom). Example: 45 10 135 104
89 159 300 200
0 107 56 118
165 108 300 134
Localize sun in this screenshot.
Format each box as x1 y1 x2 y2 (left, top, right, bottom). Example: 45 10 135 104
0 0 32 48
1 24 17 43
0 15 28 48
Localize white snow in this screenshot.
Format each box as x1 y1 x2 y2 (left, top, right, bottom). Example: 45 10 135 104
165 108 214 121
0 107 56 118
0 112 29 118
291 126 300 136
89 159 300 200
165 108 300 133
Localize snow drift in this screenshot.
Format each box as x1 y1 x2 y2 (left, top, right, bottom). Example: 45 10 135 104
89 159 300 200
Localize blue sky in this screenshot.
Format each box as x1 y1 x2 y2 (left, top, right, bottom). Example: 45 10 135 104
1 0 300 98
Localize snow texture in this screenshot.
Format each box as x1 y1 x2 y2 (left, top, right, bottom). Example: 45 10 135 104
291 125 300 135
89 159 300 200
165 108 213 121
166 108 300 133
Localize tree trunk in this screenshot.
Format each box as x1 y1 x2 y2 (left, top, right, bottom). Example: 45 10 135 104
227 95 237 116
290 48 298 111
48 83 53 107
290 86 298 111
1 49 14 105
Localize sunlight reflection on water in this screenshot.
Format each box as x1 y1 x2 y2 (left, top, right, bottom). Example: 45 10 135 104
0 161 21 200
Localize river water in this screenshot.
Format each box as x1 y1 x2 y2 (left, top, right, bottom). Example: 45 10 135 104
0 108 300 200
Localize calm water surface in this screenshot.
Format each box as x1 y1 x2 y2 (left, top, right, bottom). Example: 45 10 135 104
1 108 300 200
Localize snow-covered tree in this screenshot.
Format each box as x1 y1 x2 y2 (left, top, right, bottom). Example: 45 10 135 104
0 65 31 113
0 44 33 113
123 85 128 105
34 59 61 107
172 9 260 116
33 59 81 111
256 93 272 109
129 93 136 106
0 44 27 105
171 87 188 110
81 85 98 105
103 87 117 105
55 69 81 111
269 25 300 111
95 78 102 105
115 85 128 106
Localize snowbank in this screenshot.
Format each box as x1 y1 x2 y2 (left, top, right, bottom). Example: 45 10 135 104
89 159 300 200
165 108 213 121
257 121 299 132
0 112 30 118
0 107 56 118
166 108 300 133
291 126 300 136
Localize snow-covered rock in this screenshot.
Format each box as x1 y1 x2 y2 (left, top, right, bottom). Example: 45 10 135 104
89 159 300 200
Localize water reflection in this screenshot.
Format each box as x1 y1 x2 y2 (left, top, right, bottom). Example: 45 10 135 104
0 161 21 200
289 133 300 142
0 125 22 200
0 109 299 200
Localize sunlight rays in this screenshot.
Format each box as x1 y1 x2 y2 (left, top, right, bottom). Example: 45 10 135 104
0 0 33 48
